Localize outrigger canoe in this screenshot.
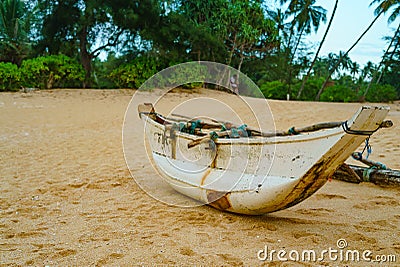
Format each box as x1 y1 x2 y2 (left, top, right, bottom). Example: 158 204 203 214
138 103 391 215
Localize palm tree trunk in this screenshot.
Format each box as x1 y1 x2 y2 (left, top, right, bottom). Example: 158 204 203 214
315 10 384 101
363 23 400 98
292 26 305 59
284 10 300 98
375 22 400 84
297 0 338 99
287 26 305 97
286 21 295 53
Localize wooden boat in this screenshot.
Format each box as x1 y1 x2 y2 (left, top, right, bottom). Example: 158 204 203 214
138 103 391 215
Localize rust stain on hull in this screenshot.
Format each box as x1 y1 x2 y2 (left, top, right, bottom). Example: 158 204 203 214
206 190 232 210
200 168 212 186
170 130 177 159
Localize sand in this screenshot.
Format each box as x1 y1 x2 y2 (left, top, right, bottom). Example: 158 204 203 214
1 89 399 266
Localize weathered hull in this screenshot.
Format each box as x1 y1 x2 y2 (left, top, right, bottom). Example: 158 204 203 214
142 106 389 215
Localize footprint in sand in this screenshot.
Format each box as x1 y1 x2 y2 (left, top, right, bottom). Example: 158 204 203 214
314 193 347 200
295 208 335 216
293 231 314 239
263 223 278 231
95 252 125 266
292 231 323 244
161 232 171 237
393 242 400 253
346 232 377 244
354 220 395 232
183 211 223 227
55 248 77 257
353 196 398 210
216 253 244 266
15 231 45 238
179 247 196 256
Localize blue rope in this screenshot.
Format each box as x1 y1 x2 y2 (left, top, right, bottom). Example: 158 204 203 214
288 127 299 135
352 137 388 172
362 137 372 159
351 137 373 161
209 131 219 140
189 120 202 134
363 166 376 182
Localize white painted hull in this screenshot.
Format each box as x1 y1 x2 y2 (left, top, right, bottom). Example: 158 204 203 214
141 106 389 215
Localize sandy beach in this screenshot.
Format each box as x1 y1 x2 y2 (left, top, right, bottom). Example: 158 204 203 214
1 89 399 266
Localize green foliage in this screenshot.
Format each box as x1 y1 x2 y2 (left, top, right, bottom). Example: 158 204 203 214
0 0 32 65
0 0 397 99
92 63 117 89
293 77 324 100
0 62 21 91
235 73 264 98
320 84 357 102
154 1 227 63
20 55 84 89
382 68 400 97
259 80 289 100
380 34 400 97
216 0 279 65
364 84 397 102
109 56 165 89
36 0 162 87
254 50 292 84
111 59 209 90
0 55 86 91
163 63 207 89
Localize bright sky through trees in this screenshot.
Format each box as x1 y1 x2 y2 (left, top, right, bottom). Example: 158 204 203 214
305 0 400 65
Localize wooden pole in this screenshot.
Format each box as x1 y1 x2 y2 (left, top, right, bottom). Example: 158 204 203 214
343 165 400 187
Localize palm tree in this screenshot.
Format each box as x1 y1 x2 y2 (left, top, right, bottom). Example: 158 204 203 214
278 0 301 54
362 24 400 99
363 0 400 97
297 0 338 99
312 57 329 77
375 23 400 84
267 8 289 48
315 0 399 100
290 0 327 57
0 0 31 65
315 16 383 100
363 61 377 80
371 0 400 23
338 51 352 73
281 0 326 97
350 61 360 80
326 52 339 75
